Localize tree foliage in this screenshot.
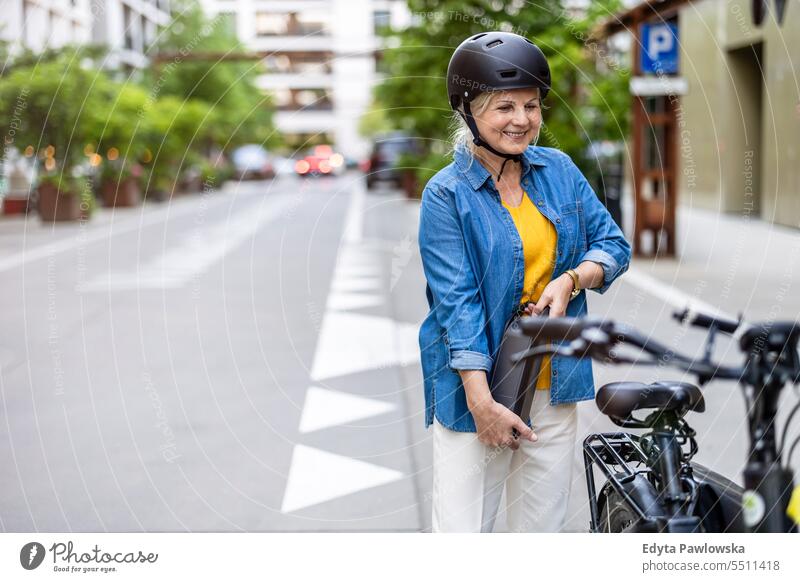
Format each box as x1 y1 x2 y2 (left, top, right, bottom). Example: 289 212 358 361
372 0 629 180
147 0 279 151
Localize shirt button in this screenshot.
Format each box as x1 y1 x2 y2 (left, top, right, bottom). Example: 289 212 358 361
556 218 561 224
537 200 543 206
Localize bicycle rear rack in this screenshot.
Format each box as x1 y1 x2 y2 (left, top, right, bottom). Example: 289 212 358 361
583 431 701 532
583 432 658 532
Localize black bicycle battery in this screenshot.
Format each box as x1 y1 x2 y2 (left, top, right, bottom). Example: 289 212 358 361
489 307 549 423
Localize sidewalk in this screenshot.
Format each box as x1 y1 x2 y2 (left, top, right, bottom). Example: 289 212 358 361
626 204 800 322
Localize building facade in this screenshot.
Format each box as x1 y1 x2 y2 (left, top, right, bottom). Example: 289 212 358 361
0 0 170 71
0 0 93 52
91 0 171 71
677 0 799 228
198 0 409 159
607 0 800 229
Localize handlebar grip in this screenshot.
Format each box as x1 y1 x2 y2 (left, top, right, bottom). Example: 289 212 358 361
518 316 601 342
673 307 741 335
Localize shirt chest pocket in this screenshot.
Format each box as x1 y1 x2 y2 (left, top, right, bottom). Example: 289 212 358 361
558 201 588 258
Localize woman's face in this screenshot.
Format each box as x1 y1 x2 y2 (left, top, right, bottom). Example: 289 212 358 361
473 88 542 156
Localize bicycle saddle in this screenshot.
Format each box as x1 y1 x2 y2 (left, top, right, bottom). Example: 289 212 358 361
596 381 705 419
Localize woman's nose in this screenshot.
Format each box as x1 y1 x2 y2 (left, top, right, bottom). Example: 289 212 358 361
512 106 529 126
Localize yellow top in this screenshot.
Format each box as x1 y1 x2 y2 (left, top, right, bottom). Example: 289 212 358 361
502 192 557 390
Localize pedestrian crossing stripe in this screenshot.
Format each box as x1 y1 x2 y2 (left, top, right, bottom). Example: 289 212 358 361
280 445 403 513
298 386 395 433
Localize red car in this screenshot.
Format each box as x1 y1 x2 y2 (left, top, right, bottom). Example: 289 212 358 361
295 145 344 177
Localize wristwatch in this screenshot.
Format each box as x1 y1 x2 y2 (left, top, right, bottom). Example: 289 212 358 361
566 268 581 300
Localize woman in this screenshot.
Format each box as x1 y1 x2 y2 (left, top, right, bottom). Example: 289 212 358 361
418 31 632 533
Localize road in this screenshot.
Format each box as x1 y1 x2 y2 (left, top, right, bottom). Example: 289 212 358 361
1 171 799 532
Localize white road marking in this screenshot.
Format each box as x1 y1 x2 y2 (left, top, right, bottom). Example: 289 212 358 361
622 266 733 318
326 291 384 311
298 386 395 433
309 311 419 381
280 444 403 513
330 276 383 292
341 178 366 243
76 196 294 292
335 265 381 278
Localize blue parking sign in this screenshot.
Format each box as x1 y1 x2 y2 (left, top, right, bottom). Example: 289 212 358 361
640 22 679 75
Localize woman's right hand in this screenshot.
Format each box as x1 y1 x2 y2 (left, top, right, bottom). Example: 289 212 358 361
470 399 538 450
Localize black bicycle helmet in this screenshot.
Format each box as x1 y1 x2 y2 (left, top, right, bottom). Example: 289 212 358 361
447 31 551 180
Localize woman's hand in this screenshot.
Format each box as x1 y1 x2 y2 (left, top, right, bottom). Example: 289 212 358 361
458 367 537 450
529 273 575 317
469 398 537 450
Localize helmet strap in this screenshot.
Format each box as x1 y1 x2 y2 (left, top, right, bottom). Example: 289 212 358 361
461 101 522 183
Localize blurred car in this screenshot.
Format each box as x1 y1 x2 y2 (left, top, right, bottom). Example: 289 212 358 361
364 132 423 190
295 145 345 177
232 145 275 180
272 156 296 177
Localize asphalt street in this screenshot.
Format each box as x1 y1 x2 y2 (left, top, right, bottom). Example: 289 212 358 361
1 171 799 532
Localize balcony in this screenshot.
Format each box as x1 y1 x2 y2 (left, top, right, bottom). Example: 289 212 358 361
256 73 334 90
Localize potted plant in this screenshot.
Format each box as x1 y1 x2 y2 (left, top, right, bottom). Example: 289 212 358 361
36 172 92 222
100 162 143 207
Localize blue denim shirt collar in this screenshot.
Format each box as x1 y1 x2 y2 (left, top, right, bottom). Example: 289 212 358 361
453 143 548 191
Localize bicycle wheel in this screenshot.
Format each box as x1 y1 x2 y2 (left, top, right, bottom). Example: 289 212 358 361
599 489 638 532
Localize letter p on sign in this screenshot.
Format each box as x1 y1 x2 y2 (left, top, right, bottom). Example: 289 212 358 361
648 26 673 60
640 22 679 75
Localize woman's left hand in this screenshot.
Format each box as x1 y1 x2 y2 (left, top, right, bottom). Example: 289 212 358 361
525 273 575 317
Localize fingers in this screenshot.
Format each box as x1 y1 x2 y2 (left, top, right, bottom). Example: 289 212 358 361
533 295 551 315
514 419 538 442
549 301 567 318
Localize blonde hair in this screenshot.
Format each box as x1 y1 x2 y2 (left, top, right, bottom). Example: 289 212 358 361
449 92 494 157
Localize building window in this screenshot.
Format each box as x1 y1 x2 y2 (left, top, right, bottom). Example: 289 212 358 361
255 12 327 37
264 53 332 74
144 19 157 51
123 5 134 50
373 10 391 35
273 88 333 111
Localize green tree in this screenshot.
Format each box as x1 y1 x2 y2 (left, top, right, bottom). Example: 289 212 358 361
141 95 214 190
82 80 153 181
0 48 111 171
147 0 279 152
372 0 628 182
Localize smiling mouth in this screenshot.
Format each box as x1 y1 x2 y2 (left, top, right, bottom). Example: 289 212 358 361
503 130 528 138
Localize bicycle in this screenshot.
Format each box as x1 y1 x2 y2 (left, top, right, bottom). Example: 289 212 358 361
512 308 800 533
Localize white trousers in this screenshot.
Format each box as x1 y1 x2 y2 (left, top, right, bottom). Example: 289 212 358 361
432 390 578 533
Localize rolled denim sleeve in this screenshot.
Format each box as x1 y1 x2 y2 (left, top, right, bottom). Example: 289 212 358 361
568 158 632 294
418 185 492 372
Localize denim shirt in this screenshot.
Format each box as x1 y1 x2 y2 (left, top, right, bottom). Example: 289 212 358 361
417 144 632 432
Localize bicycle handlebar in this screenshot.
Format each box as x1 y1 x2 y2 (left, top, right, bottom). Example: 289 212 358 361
672 307 742 335
517 316 605 343
516 313 745 382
